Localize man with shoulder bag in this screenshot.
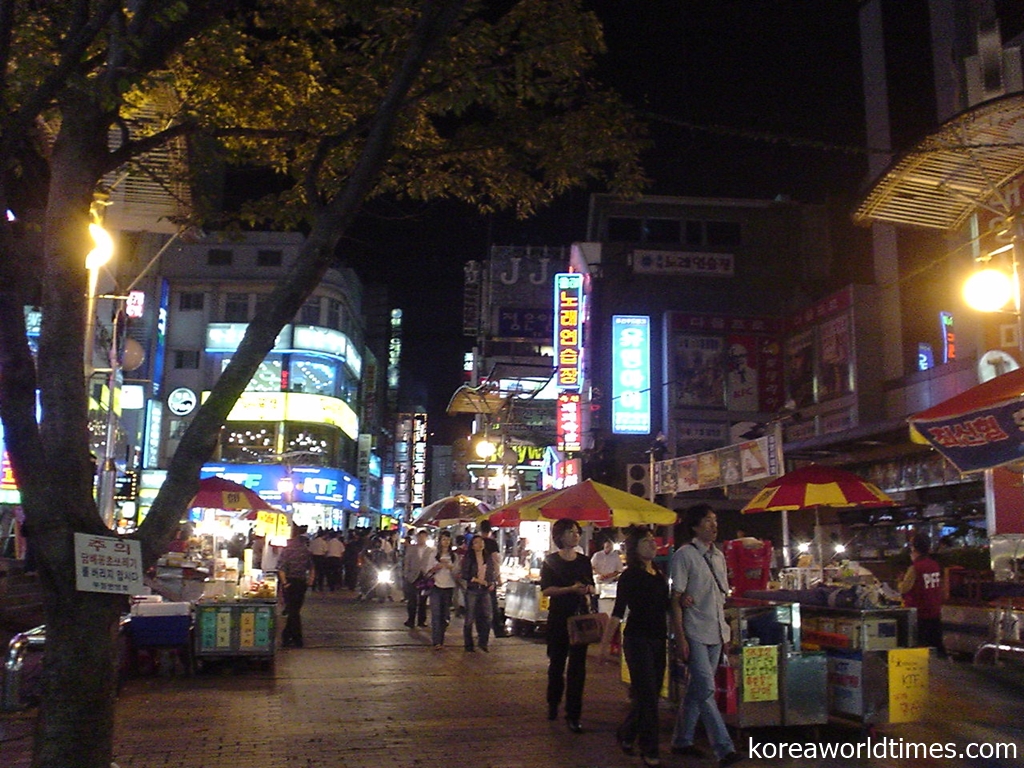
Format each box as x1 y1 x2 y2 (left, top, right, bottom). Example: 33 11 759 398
278 525 315 648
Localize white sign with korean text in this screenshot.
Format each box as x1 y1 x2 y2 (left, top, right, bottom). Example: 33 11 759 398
74 533 144 595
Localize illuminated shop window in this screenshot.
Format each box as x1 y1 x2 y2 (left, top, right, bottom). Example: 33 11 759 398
288 356 338 396
284 424 338 465
221 356 283 392
221 423 277 463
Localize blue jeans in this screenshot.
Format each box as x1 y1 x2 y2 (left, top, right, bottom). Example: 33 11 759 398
673 639 734 758
463 589 492 649
430 587 454 646
621 635 666 758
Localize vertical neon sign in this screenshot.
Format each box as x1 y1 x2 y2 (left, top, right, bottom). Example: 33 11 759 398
611 315 650 434
554 273 584 452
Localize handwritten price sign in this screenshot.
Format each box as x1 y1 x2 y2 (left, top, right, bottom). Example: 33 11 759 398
888 647 930 723
742 644 779 703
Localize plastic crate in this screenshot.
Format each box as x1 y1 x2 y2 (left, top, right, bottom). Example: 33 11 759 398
128 615 191 646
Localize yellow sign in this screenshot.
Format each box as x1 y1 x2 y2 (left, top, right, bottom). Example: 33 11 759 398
888 647 929 723
205 391 360 440
742 644 778 702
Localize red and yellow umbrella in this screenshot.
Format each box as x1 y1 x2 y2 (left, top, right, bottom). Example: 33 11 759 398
742 465 894 567
742 465 894 513
516 479 678 528
485 487 566 527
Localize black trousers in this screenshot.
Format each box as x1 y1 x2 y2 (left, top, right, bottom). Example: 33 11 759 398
281 580 308 646
547 634 588 719
404 580 428 625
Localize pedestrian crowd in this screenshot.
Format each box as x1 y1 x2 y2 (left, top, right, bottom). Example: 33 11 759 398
273 510 748 767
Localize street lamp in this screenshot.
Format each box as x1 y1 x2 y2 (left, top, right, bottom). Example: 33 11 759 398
84 218 114 377
962 227 1024 358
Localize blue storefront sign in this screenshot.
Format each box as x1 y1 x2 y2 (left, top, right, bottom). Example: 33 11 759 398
200 463 360 510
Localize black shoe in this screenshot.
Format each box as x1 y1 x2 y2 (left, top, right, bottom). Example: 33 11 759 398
619 741 635 755
465 646 475 653
403 620 414 628
671 745 705 757
480 646 489 653
566 718 583 734
417 622 427 627
718 752 743 768
547 705 558 721
641 757 661 768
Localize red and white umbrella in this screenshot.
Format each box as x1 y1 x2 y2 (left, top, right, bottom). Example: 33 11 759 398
191 476 276 513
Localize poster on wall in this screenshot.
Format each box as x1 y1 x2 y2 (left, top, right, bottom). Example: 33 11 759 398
724 336 759 411
784 329 815 409
818 312 853 402
676 458 699 491
673 335 725 408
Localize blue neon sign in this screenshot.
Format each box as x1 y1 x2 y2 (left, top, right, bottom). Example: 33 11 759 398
611 315 651 435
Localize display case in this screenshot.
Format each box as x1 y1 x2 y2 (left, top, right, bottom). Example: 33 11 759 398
799 606 928 726
193 599 277 666
723 599 828 730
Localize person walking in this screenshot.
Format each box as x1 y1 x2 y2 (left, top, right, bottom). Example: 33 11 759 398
343 532 363 590
899 532 945 656
402 529 432 628
427 530 458 649
308 530 329 592
540 518 594 734
459 534 497 652
277 525 315 648
590 536 624 611
326 531 346 591
477 520 506 636
670 504 742 767
599 527 670 767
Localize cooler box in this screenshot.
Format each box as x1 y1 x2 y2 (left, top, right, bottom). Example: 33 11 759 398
725 539 773 596
127 615 192 646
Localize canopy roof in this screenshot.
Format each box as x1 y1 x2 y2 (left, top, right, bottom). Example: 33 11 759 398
854 93 1024 231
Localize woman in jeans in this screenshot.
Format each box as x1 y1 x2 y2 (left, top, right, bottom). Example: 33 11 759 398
426 530 458 649
599 527 670 767
540 518 594 734
459 534 497 652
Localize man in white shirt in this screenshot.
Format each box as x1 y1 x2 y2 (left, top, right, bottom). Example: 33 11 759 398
308 531 330 592
590 538 623 610
326 532 346 591
670 504 742 767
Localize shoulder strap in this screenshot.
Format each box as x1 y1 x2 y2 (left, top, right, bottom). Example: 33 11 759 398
689 542 727 595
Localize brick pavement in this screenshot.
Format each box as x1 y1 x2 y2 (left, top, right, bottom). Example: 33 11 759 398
3 589 1024 767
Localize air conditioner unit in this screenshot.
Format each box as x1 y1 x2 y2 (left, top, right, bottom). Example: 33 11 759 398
626 463 650 499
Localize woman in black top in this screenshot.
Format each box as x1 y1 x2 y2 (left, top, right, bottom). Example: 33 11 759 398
540 518 594 733
599 527 670 767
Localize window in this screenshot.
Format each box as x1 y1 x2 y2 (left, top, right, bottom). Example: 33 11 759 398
288 355 338 397
179 292 205 311
644 219 681 244
299 299 321 326
256 249 282 267
606 217 643 242
684 220 703 246
207 248 232 266
706 221 742 247
224 293 249 322
327 299 342 330
173 350 201 369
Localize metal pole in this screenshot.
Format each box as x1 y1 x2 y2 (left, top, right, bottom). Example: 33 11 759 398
96 308 122 528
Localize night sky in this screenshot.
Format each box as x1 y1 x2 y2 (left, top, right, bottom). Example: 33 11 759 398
342 1 873 443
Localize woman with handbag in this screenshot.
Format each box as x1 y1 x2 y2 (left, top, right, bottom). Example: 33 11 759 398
540 518 594 734
599 527 670 767
460 534 497 652
427 530 458 649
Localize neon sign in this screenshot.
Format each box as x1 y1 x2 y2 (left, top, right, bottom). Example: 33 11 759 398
553 273 584 392
611 315 650 434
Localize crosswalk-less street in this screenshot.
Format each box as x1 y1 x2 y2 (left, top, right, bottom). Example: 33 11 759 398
4 590 1024 767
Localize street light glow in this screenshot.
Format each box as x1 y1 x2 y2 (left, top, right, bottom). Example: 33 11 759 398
86 222 114 270
963 267 1013 312
475 438 496 460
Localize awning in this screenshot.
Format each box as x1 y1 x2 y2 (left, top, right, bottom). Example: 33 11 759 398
908 367 1024 473
854 93 1024 231
445 384 509 416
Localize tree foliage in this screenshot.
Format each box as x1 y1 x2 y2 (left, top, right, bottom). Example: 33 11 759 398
0 2 644 766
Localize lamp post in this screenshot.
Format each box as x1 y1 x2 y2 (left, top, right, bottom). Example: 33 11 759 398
475 435 497 508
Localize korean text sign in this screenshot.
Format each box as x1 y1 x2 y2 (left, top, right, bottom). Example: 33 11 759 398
74 533 144 595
